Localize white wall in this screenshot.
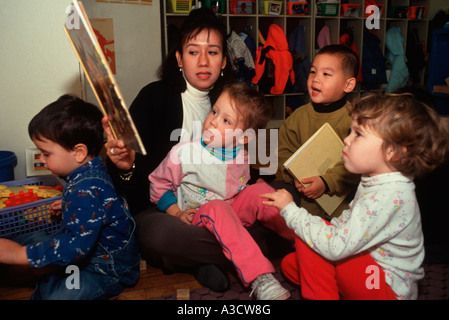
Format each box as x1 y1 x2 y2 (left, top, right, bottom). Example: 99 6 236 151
82 0 161 106
0 0 82 180
0 0 161 180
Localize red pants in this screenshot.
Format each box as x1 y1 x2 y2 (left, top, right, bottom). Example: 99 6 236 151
281 220 397 300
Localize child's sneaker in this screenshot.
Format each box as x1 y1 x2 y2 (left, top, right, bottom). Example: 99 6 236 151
250 273 291 300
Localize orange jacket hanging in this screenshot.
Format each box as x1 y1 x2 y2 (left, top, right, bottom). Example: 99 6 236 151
252 24 295 94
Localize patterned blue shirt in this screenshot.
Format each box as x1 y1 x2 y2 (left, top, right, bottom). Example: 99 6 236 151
26 157 133 268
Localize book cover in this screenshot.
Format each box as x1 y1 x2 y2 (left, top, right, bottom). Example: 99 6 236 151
64 0 146 155
283 123 348 215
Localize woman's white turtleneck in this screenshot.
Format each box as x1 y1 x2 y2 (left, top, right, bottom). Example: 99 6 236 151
180 76 211 142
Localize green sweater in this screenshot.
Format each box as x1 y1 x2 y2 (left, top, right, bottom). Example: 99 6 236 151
278 101 360 195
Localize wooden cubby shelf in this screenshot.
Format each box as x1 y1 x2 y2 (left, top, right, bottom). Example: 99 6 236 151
161 0 430 127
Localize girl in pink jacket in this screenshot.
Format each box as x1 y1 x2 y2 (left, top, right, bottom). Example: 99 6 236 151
149 82 294 300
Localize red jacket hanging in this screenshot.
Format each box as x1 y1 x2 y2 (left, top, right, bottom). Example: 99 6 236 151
339 33 363 82
252 24 295 95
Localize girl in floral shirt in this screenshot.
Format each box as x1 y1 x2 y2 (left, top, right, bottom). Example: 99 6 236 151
262 93 449 300
0 95 139 299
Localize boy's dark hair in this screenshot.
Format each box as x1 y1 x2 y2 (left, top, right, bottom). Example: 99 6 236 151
225 81 272 131
157 7 232 102
28 95 104 157
316 44 359 78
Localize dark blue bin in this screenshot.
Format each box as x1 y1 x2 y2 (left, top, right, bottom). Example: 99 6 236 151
428 29 449 115
0 151 17 183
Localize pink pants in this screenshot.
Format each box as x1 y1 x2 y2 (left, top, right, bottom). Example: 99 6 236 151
281 220 397 300
192 183 295 286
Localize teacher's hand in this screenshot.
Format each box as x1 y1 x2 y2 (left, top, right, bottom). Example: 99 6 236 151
102 115 136 172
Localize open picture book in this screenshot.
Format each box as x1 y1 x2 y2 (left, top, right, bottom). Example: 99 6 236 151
283 123 349 215
64 0 146 155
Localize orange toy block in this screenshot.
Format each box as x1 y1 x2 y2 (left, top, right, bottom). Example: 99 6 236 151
4 189 41 208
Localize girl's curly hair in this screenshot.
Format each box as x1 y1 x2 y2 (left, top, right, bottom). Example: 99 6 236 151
349 93 449 178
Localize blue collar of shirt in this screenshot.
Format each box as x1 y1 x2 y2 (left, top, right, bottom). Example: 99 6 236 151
200 138 240 161
65 156 104 182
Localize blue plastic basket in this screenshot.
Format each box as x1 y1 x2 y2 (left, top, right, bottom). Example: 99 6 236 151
0 176 64 238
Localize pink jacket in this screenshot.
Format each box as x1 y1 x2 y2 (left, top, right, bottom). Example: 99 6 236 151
149 140 250 211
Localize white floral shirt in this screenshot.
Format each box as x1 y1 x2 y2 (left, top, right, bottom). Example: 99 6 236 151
281 172 425 300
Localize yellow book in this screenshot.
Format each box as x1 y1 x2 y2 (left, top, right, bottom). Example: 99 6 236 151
283 123 348 215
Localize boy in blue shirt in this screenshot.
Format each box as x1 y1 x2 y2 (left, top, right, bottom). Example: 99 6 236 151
0 95 139 299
